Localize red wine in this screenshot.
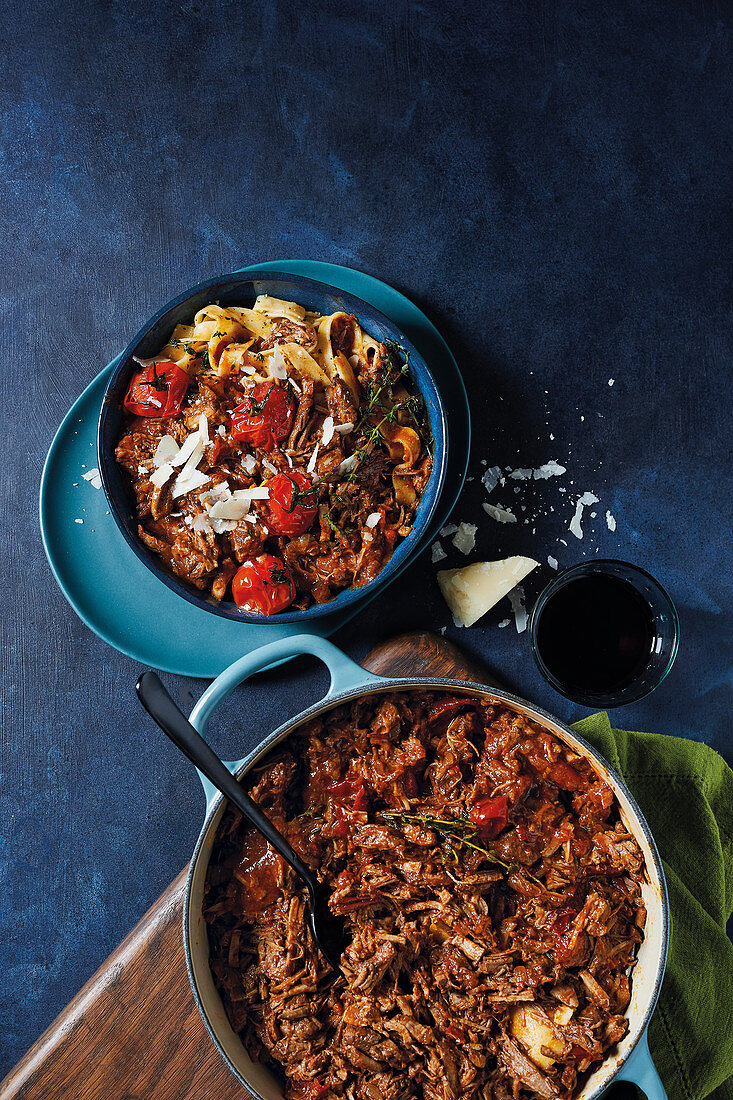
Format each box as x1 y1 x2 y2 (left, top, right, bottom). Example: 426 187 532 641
533 574 655 696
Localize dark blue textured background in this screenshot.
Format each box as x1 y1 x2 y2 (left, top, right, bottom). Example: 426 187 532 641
1 0 731 1075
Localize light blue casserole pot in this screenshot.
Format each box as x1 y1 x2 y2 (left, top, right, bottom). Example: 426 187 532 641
98 272 448 623
181 635 670 1100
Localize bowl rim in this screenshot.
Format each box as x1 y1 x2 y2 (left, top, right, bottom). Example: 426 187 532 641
97 269 449 624
183 674 669 1100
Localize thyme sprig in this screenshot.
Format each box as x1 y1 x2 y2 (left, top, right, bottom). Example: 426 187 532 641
378 810 514 873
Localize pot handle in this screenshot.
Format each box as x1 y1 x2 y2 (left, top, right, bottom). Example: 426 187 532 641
614 1028 667 1099
189 634 384 809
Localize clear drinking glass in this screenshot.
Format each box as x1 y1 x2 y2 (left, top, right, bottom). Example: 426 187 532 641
528 559 679 707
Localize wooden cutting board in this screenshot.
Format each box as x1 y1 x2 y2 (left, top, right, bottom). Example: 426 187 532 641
1 632 495 1100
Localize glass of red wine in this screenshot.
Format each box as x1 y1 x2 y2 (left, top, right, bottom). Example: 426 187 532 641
529 559 679 707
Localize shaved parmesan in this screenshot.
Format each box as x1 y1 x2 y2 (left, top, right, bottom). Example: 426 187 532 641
217 425 226 437
82 468 102 489
606 510 617 532
334 421 354 435
440 524 458 537
262 457 278 474
321 416 335 446
365 512 381 528
547 555 558 570
431 541 447 563
481 465 504 493
237 486 270 501
569 492 599 539
171 430 202 468
534 460 566 479
192 513 213 534
242 453 257 474
198 413 209 444
307 444 319 473
209 497 251 521
153 435 180 467
482 502 517 524
452 522 477 555
508 586 528 633
336 454 358 477
270 346 288 380
150 463 174 489
177 438 205 485
172 470 210 498
437 556 539 628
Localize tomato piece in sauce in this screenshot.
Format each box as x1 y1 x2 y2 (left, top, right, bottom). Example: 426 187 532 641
230 381 294 449
324 777 368 838
232 554 295 616
427 697 474 723
549 760 586 791
124 361 190 418
469 794 509 839
266 470 318 537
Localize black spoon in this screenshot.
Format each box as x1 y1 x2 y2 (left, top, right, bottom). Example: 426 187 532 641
136 671 346 974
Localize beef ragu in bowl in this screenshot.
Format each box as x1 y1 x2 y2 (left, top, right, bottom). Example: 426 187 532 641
110 293 436 617
202 690 650 1100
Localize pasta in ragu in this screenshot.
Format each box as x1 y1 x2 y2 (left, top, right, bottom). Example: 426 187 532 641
115 296 433 614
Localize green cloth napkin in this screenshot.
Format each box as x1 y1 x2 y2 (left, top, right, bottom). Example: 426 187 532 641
572 714 733 1100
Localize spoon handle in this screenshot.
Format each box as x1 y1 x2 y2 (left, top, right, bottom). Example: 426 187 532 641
136 671 317 894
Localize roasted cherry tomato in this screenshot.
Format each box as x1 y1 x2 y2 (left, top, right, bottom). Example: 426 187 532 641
231 554 295 616
124 361 190 418
469 794 509 839
230 382 294 449
266 470 318 536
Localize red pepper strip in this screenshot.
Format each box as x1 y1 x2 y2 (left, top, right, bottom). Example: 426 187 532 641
469 794 509 839
124 361 190 418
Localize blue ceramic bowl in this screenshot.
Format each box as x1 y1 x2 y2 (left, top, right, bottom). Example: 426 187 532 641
98 271 448 624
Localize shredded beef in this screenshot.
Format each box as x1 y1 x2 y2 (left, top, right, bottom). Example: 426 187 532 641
204 693 647 1099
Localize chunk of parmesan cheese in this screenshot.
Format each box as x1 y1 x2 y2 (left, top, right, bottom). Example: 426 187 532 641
437 556 539 628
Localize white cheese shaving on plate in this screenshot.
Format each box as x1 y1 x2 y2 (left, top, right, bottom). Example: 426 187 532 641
440 523 458 537
198 413 209 444
547 556 558 570
242 453 257 474
172 470 210 499
82 468 102 489
431 541 447 563
452 522 476 555
365 512 381 528
482 502 517 524
171 430 202 468
334 421 354 435
437 556 539 628
307 445 319 473
606 510 617 532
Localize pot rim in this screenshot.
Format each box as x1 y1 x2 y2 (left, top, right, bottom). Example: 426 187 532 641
183 675 669 1100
